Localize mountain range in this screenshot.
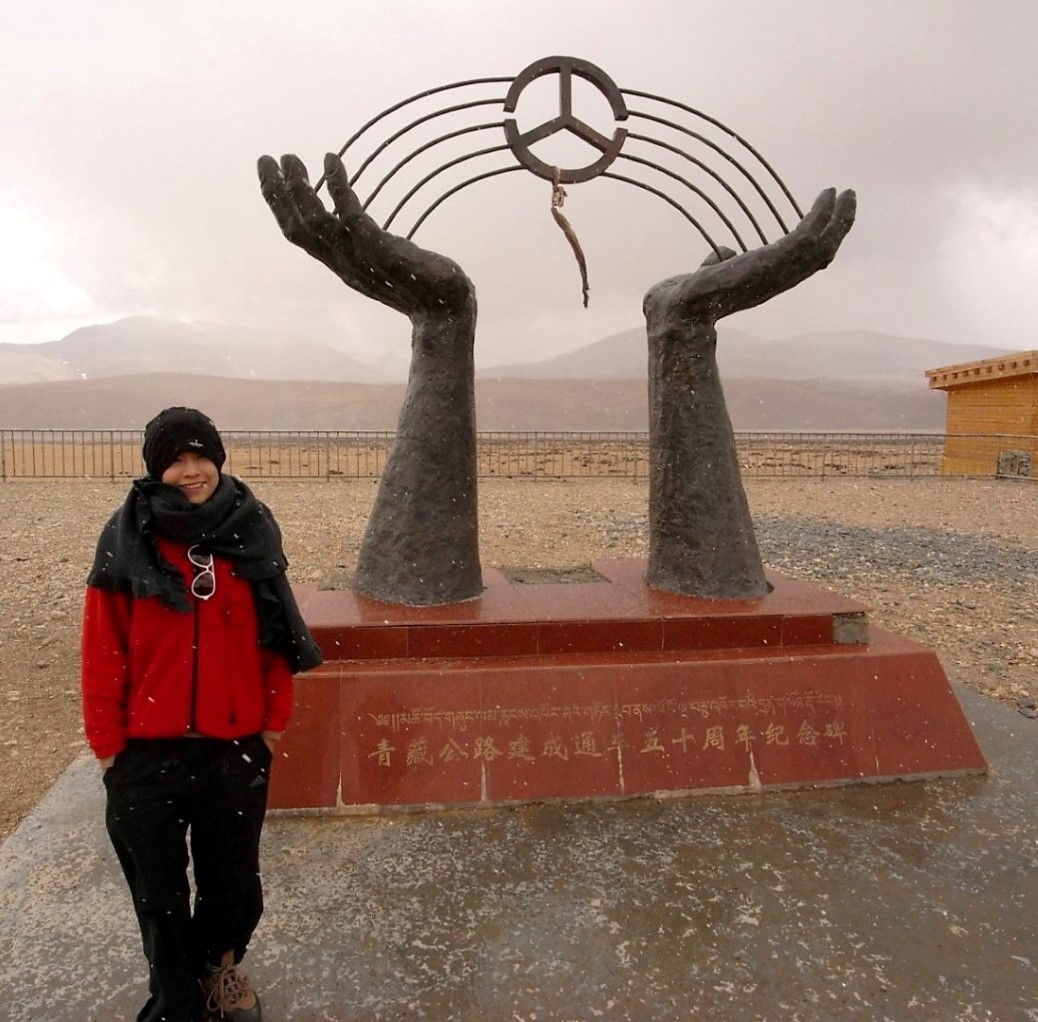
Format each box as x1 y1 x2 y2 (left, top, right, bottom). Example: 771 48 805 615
0 316 1015 431
0 317 397 385
480 325 1008 383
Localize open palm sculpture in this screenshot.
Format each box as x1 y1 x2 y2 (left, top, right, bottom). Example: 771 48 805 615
645 188 856 597
259 153 854 605
259 154 481 605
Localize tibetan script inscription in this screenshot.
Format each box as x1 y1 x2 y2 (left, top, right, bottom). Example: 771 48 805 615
357 688 853 801
367 689 845 735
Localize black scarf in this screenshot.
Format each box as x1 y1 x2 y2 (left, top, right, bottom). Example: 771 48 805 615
87 475 322 673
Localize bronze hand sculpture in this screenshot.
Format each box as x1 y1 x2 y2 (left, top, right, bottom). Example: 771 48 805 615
645 188 856 598
259 153 481 605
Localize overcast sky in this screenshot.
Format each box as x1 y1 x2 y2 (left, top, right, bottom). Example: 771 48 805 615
2 0 1036 369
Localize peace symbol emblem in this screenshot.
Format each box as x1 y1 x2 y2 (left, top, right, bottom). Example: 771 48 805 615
503 55 629 184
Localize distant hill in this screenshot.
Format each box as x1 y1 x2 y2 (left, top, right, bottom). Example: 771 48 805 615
480 326 1014 382
0 372 947 432
0 315 1003 430
0 316 398 385
0 316 1015 390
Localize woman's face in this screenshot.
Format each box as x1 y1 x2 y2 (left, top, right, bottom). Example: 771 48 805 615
161 452 219 505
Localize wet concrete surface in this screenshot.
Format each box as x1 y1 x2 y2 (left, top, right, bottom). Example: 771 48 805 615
1 684 1035 1021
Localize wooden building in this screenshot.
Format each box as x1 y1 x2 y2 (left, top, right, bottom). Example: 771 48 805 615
926 350 1037 477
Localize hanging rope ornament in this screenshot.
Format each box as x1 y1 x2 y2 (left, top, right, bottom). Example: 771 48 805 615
550 167 590 308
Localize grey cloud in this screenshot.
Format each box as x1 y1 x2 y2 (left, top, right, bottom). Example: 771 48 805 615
1 0 1035 362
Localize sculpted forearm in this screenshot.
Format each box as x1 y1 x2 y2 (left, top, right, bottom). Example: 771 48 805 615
354 307 481 605
645 318 767 599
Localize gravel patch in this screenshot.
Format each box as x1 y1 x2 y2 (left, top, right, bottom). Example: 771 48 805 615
1 476 1035 842
755 518 1038 588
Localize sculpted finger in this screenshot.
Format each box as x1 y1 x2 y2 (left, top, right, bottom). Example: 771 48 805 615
835 188 856 222
820 189 857 247
322 152 410 285
699 245 738 268
257 155 304 237
257 154 282 191
812 188 857 266
794 188 837 241
324 154 363 219
280 154 329 225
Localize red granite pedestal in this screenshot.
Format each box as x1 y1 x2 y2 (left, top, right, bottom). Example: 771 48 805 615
268 559 987 811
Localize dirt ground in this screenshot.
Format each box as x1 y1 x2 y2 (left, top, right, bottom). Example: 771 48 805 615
2 477 1036 843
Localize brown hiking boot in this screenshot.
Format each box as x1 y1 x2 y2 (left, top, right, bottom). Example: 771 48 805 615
200 951 262 1021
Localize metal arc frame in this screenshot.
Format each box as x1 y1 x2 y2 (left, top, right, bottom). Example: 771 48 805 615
315 57 804 257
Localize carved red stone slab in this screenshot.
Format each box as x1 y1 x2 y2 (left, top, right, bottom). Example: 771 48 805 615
268 665 341 809
267 563 987 811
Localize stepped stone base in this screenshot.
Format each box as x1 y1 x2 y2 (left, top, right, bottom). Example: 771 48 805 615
269 560 986 811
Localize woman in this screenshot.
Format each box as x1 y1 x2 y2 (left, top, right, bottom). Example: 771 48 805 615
81 406 322 1021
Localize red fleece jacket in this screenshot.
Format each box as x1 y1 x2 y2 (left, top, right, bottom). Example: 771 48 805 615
81 536 294 760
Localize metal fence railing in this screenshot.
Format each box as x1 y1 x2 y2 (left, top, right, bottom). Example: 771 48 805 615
0 429 1035 482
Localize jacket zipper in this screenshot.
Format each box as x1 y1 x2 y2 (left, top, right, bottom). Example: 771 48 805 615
190 598 200 732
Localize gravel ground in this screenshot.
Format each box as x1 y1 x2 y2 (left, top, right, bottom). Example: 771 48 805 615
1 476 1036 842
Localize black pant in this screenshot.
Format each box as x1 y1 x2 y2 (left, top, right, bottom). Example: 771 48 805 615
104 735 272 1022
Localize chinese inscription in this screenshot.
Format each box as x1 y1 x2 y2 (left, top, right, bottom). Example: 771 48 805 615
362 689 850 772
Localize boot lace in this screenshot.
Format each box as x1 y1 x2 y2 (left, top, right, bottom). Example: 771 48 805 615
204 955 254 1015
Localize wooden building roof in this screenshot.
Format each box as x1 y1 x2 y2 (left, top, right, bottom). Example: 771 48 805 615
926 350 1037 391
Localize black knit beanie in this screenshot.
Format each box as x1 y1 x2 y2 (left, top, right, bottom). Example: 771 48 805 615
142 407 226 479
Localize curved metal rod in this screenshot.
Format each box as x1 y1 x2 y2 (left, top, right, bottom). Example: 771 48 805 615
404 166 523 240
626 109 791 235
598 172 723 258
383 135 742 253
314 76 512 191
402 164 724 259
622 88 804 222
360 121 506 211
625 131 769 246
382 144 513 232
349 100 506 189
615 151 749 252
320 72 799 256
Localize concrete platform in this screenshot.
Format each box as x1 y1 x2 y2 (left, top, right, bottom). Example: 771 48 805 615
0 685 1034 1021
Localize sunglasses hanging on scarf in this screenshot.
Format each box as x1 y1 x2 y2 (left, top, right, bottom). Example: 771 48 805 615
187 545 216 601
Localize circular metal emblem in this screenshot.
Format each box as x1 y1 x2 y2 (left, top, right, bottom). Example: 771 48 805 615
503 55 629 184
